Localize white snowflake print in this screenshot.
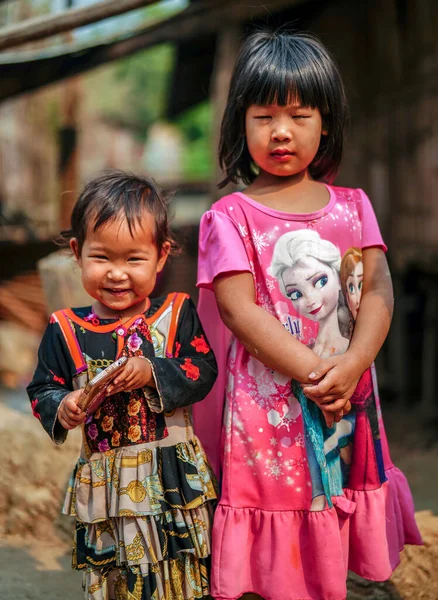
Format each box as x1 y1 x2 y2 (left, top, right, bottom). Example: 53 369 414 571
266 278 275 291
284 456 307 474
264 458 284 480
294 433 305 447
255 283 276 316
252 229 269 254
238 223 248 237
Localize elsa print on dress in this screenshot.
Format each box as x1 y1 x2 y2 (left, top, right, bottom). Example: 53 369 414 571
271 229 350 508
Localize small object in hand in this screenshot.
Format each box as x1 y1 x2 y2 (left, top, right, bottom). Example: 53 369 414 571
78 356 128 414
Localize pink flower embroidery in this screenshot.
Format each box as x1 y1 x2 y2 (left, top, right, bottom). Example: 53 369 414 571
84 311 100 327
87 423 98 440
31 399 41 420
115 326 127 337
98 439 110 452
127 332 143 352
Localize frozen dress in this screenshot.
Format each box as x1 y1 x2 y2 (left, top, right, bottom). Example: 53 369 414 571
193 186 422 600
27 292 218 600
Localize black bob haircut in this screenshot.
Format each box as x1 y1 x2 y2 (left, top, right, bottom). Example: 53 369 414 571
58 170 179 254
218 30 348 187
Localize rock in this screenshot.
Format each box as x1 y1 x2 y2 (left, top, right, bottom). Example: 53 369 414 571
37 251 93 314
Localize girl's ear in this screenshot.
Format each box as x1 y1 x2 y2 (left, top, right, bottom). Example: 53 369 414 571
157 242 171 273
70 238 81 264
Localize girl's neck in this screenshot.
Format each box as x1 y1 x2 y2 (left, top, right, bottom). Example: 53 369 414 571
243 170 330 214
92 298 150 320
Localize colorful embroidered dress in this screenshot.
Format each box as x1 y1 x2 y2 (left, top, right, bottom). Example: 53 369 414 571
193 186 422 600
27 292 218 600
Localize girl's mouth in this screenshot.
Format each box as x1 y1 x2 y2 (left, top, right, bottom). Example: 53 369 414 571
309 306 322 315
270 150 295 162
105 288 131 296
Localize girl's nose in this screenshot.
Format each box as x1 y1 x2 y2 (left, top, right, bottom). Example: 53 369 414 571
107 266 128 281
271 121 292 142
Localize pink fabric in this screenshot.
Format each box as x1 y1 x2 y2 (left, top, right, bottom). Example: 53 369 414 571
211 467 420 600
193 185 421 600
194 288 231 478
197 210 252 290
357 189 388 252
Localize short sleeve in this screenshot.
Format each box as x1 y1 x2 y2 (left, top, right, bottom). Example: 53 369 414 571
197 210 251 290
357 189 388 252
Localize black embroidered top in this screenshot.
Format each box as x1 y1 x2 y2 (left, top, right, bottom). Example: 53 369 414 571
27 293 218 452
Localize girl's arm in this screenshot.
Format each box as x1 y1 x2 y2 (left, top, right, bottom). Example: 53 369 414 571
26 318 78 444
214 270 349 418
135 296 218 413
302 247 393 404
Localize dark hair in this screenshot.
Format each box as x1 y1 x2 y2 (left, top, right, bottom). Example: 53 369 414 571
219 30 348 187
58 170 180 254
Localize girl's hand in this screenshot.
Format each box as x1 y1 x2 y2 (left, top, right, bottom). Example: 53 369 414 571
106 357 153 396
302 352 364 412
58 389 86 430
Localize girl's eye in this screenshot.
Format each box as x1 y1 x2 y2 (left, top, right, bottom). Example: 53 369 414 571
314 275 328 289
254 115 271 120
287 289 302 301
91 255 108 260
128 257 144 262
348 283 355 294
358 281 363 291
293 115 308 120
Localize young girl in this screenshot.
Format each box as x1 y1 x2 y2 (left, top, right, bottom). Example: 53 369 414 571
27 171 218 600
193 31 421 600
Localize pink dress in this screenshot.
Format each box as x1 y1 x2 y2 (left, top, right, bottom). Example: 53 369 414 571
193 185 422 600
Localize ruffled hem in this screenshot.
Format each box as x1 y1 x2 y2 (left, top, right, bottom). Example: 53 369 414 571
80 554 211 600
74 505 213 570
210 466 422 600
63 437 217 522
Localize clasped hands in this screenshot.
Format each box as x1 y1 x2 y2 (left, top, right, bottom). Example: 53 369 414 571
301 352 364 428
57 357 153 430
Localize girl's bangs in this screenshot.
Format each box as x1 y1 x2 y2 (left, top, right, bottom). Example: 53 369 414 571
242 52 329 112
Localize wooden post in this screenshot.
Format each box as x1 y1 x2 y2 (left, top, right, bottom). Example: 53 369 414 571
59 0 79 230
209 24 242 203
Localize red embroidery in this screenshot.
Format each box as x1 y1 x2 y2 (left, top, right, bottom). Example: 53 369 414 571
174 342 181 358
190 335 210 354
137 321 152 343
31 399 41 420
50 370 65 385
180 358 200 381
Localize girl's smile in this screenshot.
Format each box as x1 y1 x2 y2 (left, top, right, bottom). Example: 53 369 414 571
70 212 169 319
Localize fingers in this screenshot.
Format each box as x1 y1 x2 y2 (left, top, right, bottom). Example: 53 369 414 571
318 398 350 413
308 357 338 381
303 389 339 404
59 397 85 429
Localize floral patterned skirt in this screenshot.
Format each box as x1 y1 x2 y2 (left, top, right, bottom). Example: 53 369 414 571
63 437 216 600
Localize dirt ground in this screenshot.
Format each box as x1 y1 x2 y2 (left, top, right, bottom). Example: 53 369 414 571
0 390 437 600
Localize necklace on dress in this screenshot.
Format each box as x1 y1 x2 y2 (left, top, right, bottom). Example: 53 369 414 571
84 299 151 341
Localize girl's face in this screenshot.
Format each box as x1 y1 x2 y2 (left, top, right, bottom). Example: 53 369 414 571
346 260 363 320
70 212 169 317
245 102 326 179
282 256 340 323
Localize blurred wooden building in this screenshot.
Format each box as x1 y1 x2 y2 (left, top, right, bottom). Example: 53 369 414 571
0 0 437 407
